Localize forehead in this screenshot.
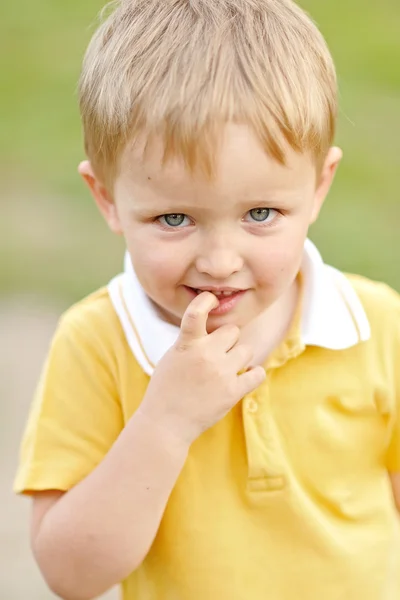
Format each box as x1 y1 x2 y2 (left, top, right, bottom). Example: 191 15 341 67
116 124 316 205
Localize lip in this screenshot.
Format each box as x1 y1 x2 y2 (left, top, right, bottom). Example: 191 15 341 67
184 286 247 316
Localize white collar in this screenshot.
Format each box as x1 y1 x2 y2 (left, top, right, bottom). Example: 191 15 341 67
108 239 371 376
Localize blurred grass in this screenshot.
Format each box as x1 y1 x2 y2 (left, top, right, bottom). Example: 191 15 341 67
1 0 399 303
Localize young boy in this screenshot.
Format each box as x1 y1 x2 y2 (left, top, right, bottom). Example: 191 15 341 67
15 1 400 599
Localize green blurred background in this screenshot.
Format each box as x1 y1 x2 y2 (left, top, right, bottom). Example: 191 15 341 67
1 0 399 304
0 2 398 598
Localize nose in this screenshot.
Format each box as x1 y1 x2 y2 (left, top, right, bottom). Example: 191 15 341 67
195 239 243 280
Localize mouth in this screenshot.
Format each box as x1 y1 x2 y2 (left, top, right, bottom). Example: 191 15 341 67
191 288 240 298
184 286 247 315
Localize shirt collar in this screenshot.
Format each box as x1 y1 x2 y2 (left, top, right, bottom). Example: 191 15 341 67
108 239 371 376
300 239 371 349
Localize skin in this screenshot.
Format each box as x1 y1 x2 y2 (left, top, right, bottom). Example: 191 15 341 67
29 124 400 599
30 294 266 600
82 124 342 361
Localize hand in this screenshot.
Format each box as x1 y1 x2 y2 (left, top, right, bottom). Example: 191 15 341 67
138 292 266 445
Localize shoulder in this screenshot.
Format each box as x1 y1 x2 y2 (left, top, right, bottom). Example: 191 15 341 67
345 274 400 341
345 274 400 313
14 289 129 494
60 287 121 332
53 287 126 363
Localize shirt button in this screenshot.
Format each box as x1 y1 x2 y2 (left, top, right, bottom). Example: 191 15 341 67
246 398 258 414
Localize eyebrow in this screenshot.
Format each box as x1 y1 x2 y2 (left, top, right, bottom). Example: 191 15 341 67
130 204 211 218
130 193 298 217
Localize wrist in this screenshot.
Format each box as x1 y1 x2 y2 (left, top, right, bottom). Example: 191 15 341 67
133 408 192 458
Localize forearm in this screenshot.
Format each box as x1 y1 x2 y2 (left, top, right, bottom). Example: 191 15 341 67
33 411 189 600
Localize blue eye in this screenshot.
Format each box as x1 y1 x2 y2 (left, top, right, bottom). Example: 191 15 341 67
246 208 278 223
159 214 189 227
249 208 270 221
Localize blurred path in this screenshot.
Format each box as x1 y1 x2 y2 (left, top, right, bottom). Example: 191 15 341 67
0 298 117 599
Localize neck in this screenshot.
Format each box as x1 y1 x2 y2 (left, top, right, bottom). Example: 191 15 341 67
240 277 301 367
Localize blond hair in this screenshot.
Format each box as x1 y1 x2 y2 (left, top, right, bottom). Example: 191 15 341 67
79 0 337 188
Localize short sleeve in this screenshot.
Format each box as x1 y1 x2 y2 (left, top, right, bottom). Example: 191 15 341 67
14 309 124 494
387 420 400 472
387 368 400 471
385 291 400 473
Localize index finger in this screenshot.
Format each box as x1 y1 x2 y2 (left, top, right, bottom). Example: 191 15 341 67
179 292 219 343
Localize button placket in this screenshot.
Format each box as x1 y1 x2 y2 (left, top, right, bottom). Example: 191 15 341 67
246 397 258 414
242 374 286 492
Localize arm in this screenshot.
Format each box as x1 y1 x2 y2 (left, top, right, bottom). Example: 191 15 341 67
30 292 264 600
32 411 188 600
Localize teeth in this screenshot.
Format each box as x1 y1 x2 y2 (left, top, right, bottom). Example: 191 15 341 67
195 289 236 297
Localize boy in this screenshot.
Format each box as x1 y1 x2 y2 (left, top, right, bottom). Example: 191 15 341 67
15 1 400 599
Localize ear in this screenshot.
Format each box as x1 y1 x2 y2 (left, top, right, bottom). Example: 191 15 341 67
78 161 123 234
310 146 343 223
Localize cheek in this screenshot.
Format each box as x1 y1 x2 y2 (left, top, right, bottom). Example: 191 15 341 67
253 236 305 290
127 238 187 295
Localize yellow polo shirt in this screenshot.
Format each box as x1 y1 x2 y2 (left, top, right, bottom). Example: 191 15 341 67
15 246 400 599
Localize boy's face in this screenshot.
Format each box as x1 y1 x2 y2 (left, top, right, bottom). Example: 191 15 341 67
81 125 341 332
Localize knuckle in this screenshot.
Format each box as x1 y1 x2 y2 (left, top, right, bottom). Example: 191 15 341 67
227 324 240 336
218 324 239 338
228 326 241 343
248 366 265 387
174 341 190 353
184 310 199 324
